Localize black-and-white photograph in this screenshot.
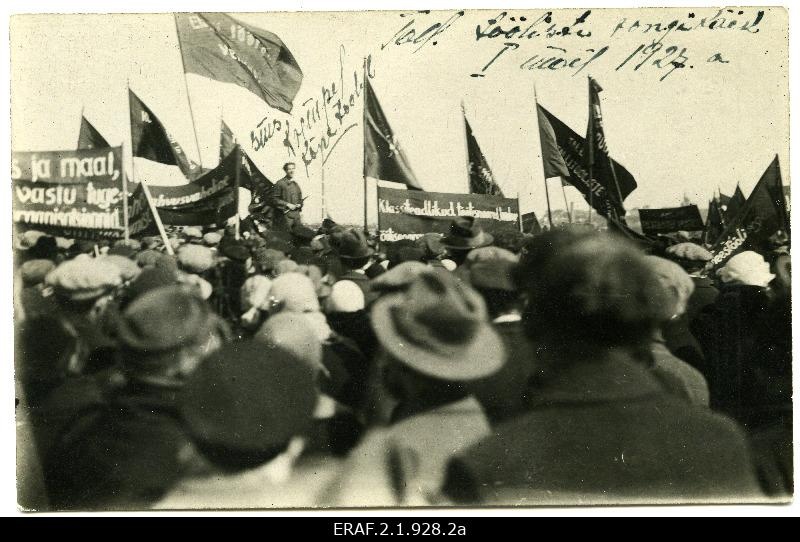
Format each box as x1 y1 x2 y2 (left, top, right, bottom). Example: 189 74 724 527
6 2 794 514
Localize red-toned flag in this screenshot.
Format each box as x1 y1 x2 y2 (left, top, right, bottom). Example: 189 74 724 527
77 116 109 150
363 78 422 190
463 108 503 196
174 13 303 114
129 89 199 178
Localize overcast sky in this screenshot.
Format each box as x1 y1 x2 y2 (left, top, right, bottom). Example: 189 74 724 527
10 7 789 224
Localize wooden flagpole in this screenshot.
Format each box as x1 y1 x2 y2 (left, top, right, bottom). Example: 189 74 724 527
122 141 130 241
129 78 171 253
532 83 554 229
173 13 204 171
140 181 174 256
561 183 571 223
234 145 242 240
362 57 369 235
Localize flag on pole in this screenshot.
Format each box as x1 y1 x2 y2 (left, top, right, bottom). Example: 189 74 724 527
724 184 746 224
174 13 303 114
718 191 732 208
709 156 789 267
363 78 422 190
703 198 725 245
536 105 570 181
220 120 237 162
129 89 199 178
463 109 503 196
585 77 635 221
536 104 637 220
77 116 110 150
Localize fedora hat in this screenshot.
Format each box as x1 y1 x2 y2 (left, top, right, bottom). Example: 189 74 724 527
331 228 375 260
440 217 494 250
370 269 505 381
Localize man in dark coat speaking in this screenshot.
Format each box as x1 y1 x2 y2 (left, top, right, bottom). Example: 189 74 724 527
269 162 304 232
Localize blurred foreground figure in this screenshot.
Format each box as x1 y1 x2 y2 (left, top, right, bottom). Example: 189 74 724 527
444 231 763 505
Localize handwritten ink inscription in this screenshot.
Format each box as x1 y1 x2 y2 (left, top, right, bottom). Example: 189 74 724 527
469 8 767 82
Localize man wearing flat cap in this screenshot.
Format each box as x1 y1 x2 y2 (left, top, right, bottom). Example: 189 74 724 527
45 286 228 510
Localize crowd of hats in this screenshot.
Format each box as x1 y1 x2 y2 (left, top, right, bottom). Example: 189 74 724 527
13 211 792 508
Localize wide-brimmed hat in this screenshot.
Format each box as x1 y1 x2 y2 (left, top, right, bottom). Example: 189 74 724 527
116 285 219 352
440 217 494 250
370 269 505 381
331 228 374 260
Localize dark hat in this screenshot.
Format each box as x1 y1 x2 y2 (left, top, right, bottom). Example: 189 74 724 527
291 223 317 243
318 217 341 235
441 217 493 251
220 241 251 262
126 266 179 302
116 285 218 352
459 260 518 292
180 341 317 454
290 246 316 266
331 228 374 260
108 244 138 259
28 235 59 261
371 269 505 380
416 233 446 260
19 259 56 287
254 247 287 273
385 241 425 268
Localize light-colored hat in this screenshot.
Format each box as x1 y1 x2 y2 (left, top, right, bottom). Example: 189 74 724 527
325 280 365 313
269 272 320 313
466 246 519 264
203 232 222 246
256 312 324 375
643 255 695 317
183 227 203 239
102 255 142 282
370 269 505 381
717 251 775 287
45 254 123 301
177 244 215 274
370 261 432 293
240 275 273 312
666 242 713 262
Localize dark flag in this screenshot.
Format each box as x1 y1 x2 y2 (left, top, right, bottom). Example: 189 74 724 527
174 13 303 114
363 78 422 190
585 77 635 221
724 184 746 223
129 89 199 178
127 183 160 238
77 116 109 150
536 104 570 181
718 191 732 208
536 104 637 220
464 109 503 196
703 198 725 245
709 156 788 268
220 120 236 162
521 211 542 235
638 205 704 235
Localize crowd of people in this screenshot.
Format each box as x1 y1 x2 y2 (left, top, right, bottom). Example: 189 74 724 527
13 213 792 510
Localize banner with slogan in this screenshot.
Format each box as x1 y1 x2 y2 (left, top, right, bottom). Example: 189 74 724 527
126 184 159 238
141 147 240 226
11 147 126 239
377 186 519 243
638 205 704 235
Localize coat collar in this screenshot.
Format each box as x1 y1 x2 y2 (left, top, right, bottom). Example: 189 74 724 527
527 353 664 408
